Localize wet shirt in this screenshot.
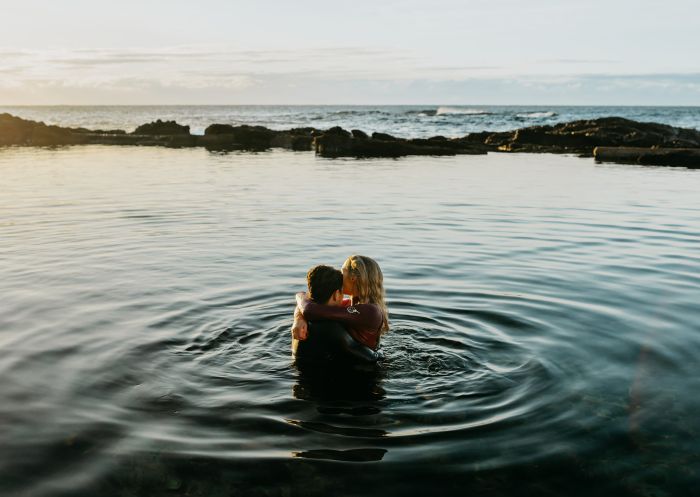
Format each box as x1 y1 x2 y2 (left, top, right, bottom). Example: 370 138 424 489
298 297 383 350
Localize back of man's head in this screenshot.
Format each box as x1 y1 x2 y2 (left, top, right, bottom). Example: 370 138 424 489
307 265 343 304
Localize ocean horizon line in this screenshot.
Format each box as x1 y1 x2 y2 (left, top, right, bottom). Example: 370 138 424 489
3 103 700 108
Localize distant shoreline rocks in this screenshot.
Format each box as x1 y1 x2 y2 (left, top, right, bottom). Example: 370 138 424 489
468 117 700 155
133 119 190 136
1 112 699 167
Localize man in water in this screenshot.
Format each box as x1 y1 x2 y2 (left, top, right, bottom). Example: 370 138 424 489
292 265 380 364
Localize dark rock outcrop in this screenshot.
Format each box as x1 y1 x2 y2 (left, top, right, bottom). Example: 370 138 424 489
594 146 700 168
133 120 190 135
269 133 314 151
203 123 236 135
71 127 127 135
227 125 278 149
351 129 369 139
201 124 317 151
285 128 320 151
314 127 486 158
200 124 239 151
324 126 352 138
2 112 699 166
410 136 490 153
0 113 85 146
86 133 197 148
371 132 398 141
468 117 700 156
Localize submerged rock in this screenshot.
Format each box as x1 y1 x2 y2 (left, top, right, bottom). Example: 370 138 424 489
594 146 700 168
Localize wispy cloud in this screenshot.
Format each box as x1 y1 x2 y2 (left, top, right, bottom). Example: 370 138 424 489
2 45 699 104
0 45 428 89
424 65 502 72
537 58 621 65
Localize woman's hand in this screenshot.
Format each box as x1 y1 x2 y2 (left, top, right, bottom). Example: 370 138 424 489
292 305 308 341
292 320 308 341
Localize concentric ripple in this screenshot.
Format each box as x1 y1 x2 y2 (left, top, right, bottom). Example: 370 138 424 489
1 147 699 497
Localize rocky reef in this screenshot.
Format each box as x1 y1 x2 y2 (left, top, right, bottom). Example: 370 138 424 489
0 113 84 146
466 117 700 156
133 119 190 136
313 127 486 157
594 146 700 168
1 112 699 167
201 123 316 151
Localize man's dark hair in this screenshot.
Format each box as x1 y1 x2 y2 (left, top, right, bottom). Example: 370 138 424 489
307 265 343 304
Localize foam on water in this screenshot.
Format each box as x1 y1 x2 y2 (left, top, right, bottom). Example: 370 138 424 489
2 105 698 138
516 111 558 118
435 106 492 116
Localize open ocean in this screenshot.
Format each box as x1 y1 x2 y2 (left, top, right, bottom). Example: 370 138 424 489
1 106 700 496
1 105 699 137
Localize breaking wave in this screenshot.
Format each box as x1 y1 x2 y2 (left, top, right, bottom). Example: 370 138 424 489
436 106 492 116
516 111 558 119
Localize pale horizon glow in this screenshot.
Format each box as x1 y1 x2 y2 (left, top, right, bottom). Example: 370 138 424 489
1 0 699 105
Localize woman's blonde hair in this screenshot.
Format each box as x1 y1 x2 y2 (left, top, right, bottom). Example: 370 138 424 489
343 255 389 333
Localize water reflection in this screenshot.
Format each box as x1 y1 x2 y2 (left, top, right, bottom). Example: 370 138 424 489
292 361 386 403
293 448 387 462
289 360 389 463
2 147 700 497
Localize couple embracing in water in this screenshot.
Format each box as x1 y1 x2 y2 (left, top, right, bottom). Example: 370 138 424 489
291 255 389 365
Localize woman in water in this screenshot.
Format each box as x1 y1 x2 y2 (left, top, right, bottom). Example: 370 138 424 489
292 255 389 351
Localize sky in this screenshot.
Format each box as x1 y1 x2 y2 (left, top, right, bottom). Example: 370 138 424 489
1 0 699 105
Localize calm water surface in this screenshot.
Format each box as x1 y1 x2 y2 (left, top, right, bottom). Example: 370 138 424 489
1 147 699 496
